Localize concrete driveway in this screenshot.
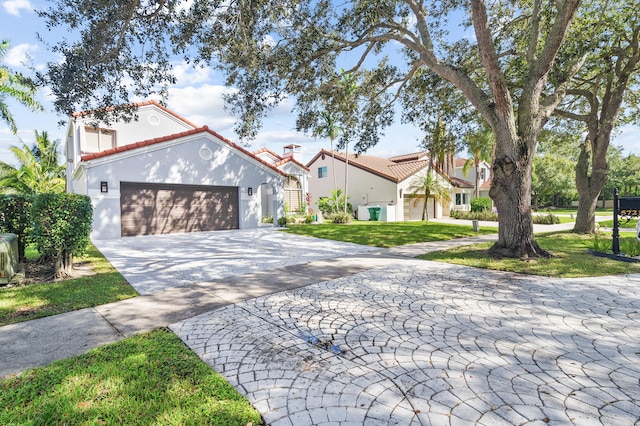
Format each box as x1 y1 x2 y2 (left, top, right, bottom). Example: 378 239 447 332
93 228 377 295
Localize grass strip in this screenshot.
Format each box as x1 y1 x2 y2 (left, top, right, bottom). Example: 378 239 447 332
281 221 497 248
0 245 138 326
418 232 640 277
0 329 263 425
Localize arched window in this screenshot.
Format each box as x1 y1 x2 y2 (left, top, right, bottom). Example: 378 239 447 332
284 175 302 213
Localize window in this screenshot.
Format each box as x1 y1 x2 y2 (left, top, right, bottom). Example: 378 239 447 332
456 193 468 205
480 168 487 180
83 127 116 153
318 166 328 178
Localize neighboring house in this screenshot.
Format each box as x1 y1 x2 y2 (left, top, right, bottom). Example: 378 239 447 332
306 149 475 222
253 144 310 218
453 158 493 207
65 101 286 239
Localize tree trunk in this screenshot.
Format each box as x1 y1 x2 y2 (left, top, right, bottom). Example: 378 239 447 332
574 133 609 234
488 132 550 259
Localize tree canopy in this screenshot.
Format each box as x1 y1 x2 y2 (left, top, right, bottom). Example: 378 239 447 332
0 39 43 133
38 0 610 258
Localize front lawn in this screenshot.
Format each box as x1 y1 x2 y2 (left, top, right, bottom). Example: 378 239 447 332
418 232 640 277
0 329 263 426
597 218 638 228
281 220 497 248
0 244 138 326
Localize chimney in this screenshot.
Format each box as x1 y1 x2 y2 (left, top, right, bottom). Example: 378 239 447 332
283 144 302 162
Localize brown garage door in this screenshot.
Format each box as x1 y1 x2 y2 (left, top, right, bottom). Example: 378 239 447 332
120 182 239 236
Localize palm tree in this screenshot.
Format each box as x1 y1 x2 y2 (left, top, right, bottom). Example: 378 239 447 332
0 131 65 194
462 124 494 198
407 168 452 224
317 111 342 194
0 39 43 133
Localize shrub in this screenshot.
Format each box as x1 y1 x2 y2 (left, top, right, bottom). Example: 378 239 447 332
532 213 560 225
31 193 93 277
0 195 33 261
329 211 352 224
470 197 492 212
277 215 290 226
261 215 274 224
451 210 498 221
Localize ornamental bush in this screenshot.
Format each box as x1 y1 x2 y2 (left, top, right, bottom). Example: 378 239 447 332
31 193 93 277
532 213 561 225
0 195 33 261
470 197 492 212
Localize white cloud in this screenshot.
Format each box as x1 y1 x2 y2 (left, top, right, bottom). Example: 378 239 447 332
173 62 214 86
3 43 37 67
612 124 640 155
167 84 237 132
2 0 33 16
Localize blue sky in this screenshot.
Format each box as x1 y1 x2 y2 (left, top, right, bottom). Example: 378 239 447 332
2 0 640 167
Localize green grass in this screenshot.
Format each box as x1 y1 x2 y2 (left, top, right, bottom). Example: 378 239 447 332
282 220 497 247
0 245 139 326
534 207 613 214
0 329 264 426
597 219 638 228
418 232 640 277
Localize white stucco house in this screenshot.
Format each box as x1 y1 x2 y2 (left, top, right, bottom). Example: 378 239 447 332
306 149 476 222
65 101 288 239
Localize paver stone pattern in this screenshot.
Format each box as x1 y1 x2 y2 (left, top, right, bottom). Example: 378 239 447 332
171 260 640 425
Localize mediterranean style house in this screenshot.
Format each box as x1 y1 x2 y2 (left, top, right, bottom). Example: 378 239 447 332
306 149 488 222
65 100 291 239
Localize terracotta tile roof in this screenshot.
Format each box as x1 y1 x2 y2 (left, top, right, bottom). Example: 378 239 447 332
252 147 283 161
72 100 199 129
447 176 475 188
80 126 287 177
388 151 430 163
455 158 468 168
307 149 430 183
479 179 492 190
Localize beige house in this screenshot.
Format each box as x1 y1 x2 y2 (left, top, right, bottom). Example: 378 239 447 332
306 149 476 221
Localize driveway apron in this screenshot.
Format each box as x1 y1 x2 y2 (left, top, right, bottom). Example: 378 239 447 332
171 260 640 425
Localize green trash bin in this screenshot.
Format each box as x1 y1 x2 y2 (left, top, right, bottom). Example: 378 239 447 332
368 207 381 221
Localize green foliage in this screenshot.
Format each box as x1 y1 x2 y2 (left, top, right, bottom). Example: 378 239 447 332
31 194 93 275
451 210 499 221
328 211 352 224
0 40 43 134
592 233 611 253
470 197 492 212
277 215 290 226
532 213 561 225
621 239 640 257
316 189 352 217
0 131 65 195
261 215 274 224
407 171 451 223
0 195 32 261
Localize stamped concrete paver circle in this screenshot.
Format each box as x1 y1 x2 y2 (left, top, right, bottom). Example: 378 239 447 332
93 228 376 295
171 261 640 425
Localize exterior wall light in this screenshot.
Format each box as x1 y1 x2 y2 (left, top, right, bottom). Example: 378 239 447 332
100 181 108 193
248 187 253 196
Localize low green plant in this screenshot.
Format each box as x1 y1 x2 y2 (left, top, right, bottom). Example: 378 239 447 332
592 232 611 253
261 215 274 223
329 211 352 223
532 213 561 225
470 197 492 212
277 215 290 226
621 239 640 257
451 210 498 221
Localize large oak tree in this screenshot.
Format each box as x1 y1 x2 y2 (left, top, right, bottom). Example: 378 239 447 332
38 0 593 258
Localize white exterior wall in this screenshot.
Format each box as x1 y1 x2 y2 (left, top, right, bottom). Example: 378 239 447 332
308 156 399 219
66 104 197 194
75 133 283 239
454 161 491 198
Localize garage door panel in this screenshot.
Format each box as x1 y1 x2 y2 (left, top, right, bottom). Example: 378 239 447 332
120 182 239 236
